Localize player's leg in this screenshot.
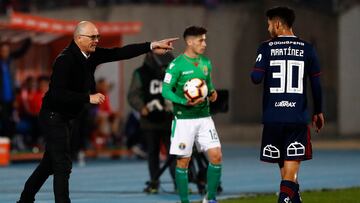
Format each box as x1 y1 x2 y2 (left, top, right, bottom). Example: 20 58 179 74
279 161 302 202
176 157 191 203
169 118 196 203
259 124 292 203
197 117 222 202
278 160 301 203
205 147 222 202
278 124 311 203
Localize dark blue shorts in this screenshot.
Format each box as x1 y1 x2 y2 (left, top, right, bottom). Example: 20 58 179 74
260 123 312 163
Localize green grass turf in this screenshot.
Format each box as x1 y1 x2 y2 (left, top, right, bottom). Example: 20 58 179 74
217 187 360 203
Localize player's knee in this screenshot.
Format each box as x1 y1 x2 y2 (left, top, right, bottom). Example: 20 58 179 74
176 157 190 168
283 172 298 182
209 151 222 164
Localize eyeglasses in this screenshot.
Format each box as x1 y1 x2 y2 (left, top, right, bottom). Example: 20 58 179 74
80 34 101 40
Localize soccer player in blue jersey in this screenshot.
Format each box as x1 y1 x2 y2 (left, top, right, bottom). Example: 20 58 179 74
251 7 325 203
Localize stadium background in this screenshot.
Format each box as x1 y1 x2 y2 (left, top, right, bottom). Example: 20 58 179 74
0 0 359 202
1 0 359 137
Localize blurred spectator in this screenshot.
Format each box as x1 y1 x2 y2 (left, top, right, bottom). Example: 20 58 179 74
14 75 49 150
21 76 48 116
128 52 175 193
91 78 122 149
123 110 146 159
0 38 31 140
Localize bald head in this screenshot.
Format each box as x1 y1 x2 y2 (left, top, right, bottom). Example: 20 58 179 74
74 21 100 54
74 21 97 38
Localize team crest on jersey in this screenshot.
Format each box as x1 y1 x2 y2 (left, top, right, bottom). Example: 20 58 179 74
287 142 305 156
263 144 280 158
203 66 209 75
179 143 186 150
164 73 172 84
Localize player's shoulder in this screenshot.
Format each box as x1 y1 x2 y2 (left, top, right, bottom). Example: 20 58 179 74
294 37 313 47
170 55 185 65
166 55 183 70
257 39 273 50
294 37 317 55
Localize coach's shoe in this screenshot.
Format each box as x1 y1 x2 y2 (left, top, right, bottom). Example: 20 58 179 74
143 180 159 194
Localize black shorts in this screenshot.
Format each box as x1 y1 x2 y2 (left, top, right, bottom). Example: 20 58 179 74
260 123 312 163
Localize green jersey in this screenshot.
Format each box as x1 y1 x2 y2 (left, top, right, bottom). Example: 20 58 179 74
162 54 215 119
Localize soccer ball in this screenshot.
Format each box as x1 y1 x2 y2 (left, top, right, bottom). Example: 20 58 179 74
183 78 208 101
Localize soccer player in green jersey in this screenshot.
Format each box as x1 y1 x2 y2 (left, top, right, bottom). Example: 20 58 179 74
162 26 222 203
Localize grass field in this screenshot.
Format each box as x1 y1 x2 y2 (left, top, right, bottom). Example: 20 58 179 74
219 187 360 203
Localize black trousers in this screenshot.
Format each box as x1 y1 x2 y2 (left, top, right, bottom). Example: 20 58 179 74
144 128 175 182
0 101 15 138
19 110 73 203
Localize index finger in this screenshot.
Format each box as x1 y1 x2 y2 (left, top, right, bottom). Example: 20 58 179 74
163 37 179 43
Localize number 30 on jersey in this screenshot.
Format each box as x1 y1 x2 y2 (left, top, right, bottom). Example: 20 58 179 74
270 60 304 94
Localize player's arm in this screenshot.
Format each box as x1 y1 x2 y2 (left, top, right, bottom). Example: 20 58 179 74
308 45 324 133
251 44 267 84
162 63 188 105
206 62 217 102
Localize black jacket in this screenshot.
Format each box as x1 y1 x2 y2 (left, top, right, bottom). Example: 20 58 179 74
42 40 151 118
128 53 174 129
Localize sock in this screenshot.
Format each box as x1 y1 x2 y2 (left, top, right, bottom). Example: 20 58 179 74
278 180 299 203
207 163 222 200
293 183 302 203
176 167 189 203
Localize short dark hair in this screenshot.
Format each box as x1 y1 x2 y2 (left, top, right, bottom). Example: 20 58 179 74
183 26 207 39
266 6 295 28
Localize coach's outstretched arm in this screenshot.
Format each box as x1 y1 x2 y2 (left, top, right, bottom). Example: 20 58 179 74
151 38 178 54
94 38 178 65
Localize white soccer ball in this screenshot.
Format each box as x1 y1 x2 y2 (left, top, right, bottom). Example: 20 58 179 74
183 78 208 101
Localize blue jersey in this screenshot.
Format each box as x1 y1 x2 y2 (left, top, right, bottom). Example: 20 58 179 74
251 36 322 124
